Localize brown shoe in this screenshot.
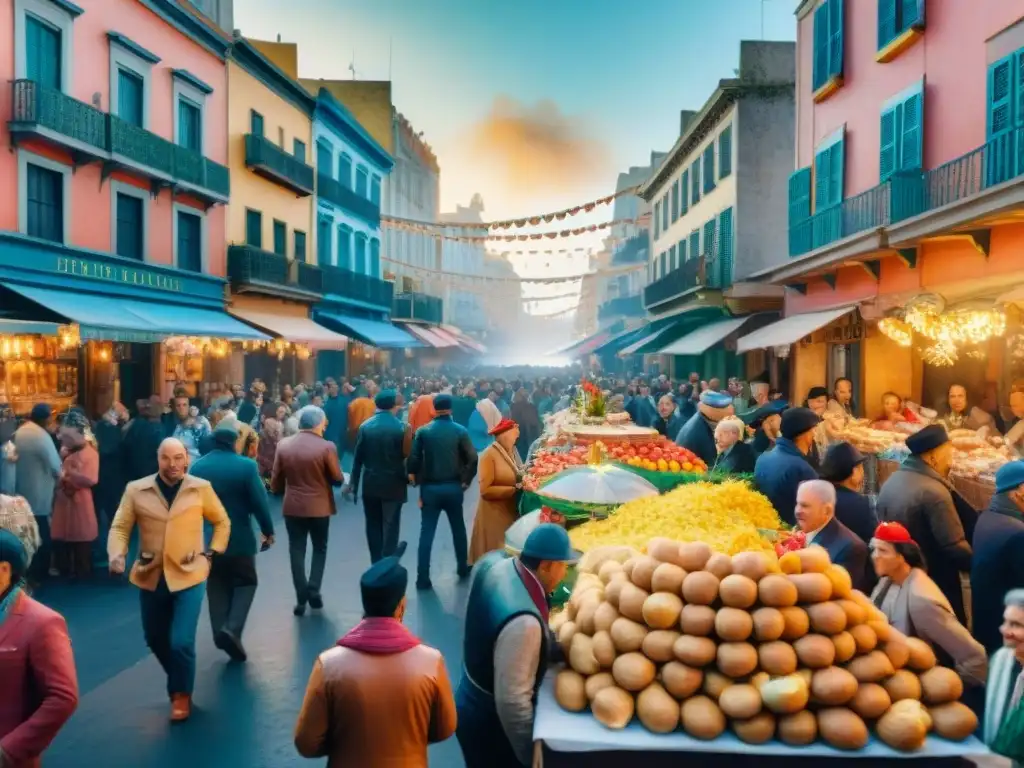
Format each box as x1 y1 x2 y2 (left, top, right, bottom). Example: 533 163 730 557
170 693 191 722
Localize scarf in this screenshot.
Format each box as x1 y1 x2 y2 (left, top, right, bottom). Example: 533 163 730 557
336 617 422 654
0 585 22 626
514 559 549 623
493 440 524 475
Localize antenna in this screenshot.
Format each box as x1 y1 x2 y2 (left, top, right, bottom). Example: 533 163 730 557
348 50 358 80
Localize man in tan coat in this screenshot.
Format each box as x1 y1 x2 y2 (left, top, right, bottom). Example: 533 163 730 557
108 437 230 722
294 541 457 766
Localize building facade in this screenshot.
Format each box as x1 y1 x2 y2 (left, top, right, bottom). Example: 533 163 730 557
441 196 488 334
483 251 522 347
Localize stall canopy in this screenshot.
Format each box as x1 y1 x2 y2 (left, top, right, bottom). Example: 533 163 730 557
735 305 855 354
401 323 458 348
442 325 487 354
591 325 649 357
227 307 347 348
656 316 755 356
2 283 269 342
314 310 421 349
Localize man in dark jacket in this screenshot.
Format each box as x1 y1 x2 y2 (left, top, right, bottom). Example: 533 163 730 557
675 390 735 467
971 461 1024 654
819 442 877 545
754 407 820 526
652 394 685 440
794 479 870 592
345 389 408 564
190 423 274 661
875 424 974 624
322 380 352 470
407 393 479 590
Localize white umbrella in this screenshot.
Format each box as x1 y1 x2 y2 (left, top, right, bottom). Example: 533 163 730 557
535 464 659 505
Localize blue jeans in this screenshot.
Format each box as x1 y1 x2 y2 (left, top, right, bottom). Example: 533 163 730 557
417 482 469 581
139 577 206 696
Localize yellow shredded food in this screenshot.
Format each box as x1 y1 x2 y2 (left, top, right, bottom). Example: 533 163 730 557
569 479 782 555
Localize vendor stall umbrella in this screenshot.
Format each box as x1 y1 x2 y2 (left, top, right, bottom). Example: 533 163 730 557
535 464 659 505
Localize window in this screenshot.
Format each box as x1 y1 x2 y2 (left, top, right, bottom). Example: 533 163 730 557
719 126 733 179
115 191 144 260
812 0 844 94
370 238 381 277
317 217 332 266
272 220 286 256
26 15 61 89
669 244 677 271
788 167 813 224
879 82 923 182
337 225 352 270
293 139 306 163
172 71 209 153
814 127 846 211
678 239 687 263
689 230 700 263
878 0 924 53
717 207 734 286
294 231 306 261
370 175 381 205
354 233 367 273
703 145 716 194
987 51 1024 185
653 200 661 239
670 181 679 224
680 169 689 216
250 110 264 137
702 219 716 258
691 159 701 205
661 194 669 231
355 165 368 197
25 161 64 242
116 68 143 126
316 141 332 176
338 154 353 188
245 209 262 247
177 98 201 151
658 252 667 278
176 209 202 272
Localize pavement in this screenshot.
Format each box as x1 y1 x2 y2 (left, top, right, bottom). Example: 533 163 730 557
34 484 474 768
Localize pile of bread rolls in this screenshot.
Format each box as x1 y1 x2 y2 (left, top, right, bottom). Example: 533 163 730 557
550 539 977 752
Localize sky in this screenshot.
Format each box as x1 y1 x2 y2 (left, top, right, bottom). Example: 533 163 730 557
235 0 797 316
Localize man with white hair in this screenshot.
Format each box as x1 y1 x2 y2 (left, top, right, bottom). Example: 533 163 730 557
711 416 755 474
272 405 344 616
794 479 869 590
984 588 1024 763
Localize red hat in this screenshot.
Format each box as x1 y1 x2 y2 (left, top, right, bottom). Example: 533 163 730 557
873 521 916 546
489 418 517 436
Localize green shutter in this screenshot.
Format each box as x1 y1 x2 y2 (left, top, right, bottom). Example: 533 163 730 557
719 126 732 179
702 219 716 258
689 230 700 262
370 238 381 277
669 244 677 270
703 145 716 193
828 0 844 79
662 193 670 230
829 138 845 206
788 167 812 223
680 170 689 215
901 0 922 30
294 231 307 261
678 238 687 263
691 159 701 204
814 150 831 212
878 0 897 49
118 69 143 127
317 217 331 266
718 207 734 288
26 16 61 90
879 106 898 181
812 4 829 90
671 181 679 223
245 209 262 247
987 55 1013 139
316 141 332 174
293 139 306 162
337 225 352 270
273 220 286 255
900 91 923 170
250 110 264 136
654 200 661 239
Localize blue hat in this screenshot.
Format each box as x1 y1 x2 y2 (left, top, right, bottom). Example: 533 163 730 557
522 523 580 563
360 541 408 616
0 529 28 581
905 424 949 456
700 390 733 409
433 393 453 411
374 389 397 410
995 460 1024 494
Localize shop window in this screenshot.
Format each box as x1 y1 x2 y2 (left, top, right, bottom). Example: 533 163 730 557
176 208 202 272
115 190 144 260
245 208 262 247
272 219 286 256
25 14 62 89
293 138 306 163
177 98 201 151
719 125 732 179
879 81 924 181
338 153 352 188
249 109 264 137
317 216 332 266
337 224 352 270
354 233 367 273
25 160 64 243
355 165 368 197
294 231 306 262
703 144 716 193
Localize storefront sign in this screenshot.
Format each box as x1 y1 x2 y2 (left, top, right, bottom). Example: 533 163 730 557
56 256 183 293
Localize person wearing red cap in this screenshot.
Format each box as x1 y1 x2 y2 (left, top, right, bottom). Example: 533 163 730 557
469 419 522 564
869 521 987 693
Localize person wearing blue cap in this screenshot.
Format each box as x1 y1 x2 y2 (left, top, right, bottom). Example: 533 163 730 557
456 523 579 768
673 389 735 467
971 460 1024 654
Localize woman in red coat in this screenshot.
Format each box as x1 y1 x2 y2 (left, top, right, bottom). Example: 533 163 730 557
49 415 98 578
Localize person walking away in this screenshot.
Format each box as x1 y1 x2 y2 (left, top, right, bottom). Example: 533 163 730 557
322 380 351 471
293 541 456 766
407 393 478 590
347 381 378 449
407 384 437 435
271 406 343 616
92 403 128 569
120 396 165 482
875 424 974 624
107 438 230 721
50 415 99 579
13 405 61 582
190 423 274 662
710 416 755 474
972 461 1024 654
793 479 869 591
469 419 523 564
984 589 1024 767
753 407 820 526
345 390 408 564
456 524 578 768
451 385 476 428
0 530 78 768
509 389 541 462
818 442 877 545
468 398 501 453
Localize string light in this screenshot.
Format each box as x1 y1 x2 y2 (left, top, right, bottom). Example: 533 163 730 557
878 317 912 347
919 340 958 366
905 305 1006 345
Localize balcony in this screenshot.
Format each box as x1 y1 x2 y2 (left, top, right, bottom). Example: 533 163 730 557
244 133 315 196
612 234 649 265
643 256 723 310
227 245 322 300
789 183 891 257
8 80 230 203
392 292 443 324
598 293 644 321
316 173 381 226
320 263 394 310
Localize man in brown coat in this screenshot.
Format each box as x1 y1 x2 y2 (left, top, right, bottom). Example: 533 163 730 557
294 541 457 767
271 405 344 616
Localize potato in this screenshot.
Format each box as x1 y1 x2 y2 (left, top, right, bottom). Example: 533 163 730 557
550 610 568 633
593 601 620 634
847 650 896 683
759 641 799 676
831 631 857 663
868 619 896 642
558 621 577 656
793 634 836 669
610 617 648 653
679 541 713 572
752 607 785 642
929 701 978 741
680 604 717 636
849 683 891 720
651 562 687 594
806 602 847 635
703 669 733 700
718 683 763 719
777 710 817 745
760 674 810 714
905 637 937 671
732 551 769 582
779 551 802 575
643 592 683 630
622 556 640 580
717 642 759 678
779 606 810 641
733 710 776 744
555 669 588 711
835 598 867 626
719 574 758 609
642 630 681 663
811 666 859 706
629 556 660 591
598 559 626 585
884 669 922 702
797 545 832 574
787 573 833 603
569 633 600 675
585 671 616 701
715 607 754 642
682 571 720 605
705 552 734 580
579 545 638 574
636 682 680 733
592 630 617 669
592 686 635 729
673 635 717 667
891 697 934 727
920 666 963 705
604 577 627 609
849 623 878 654
681 695 727 740
877 700 930 751
570 582 603 611
612 652 657 692
749 671 770 691
660 661 703 699
617 582 651 623
884 638 911 670
824 564 853 599
647 537 684 567
759 574 799 607
817 708 869 750
576 601 600 635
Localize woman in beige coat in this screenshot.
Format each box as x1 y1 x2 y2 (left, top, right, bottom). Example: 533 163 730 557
469 419 523 564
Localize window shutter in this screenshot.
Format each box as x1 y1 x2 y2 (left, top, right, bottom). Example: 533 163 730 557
1015 52 1024 128
273 220 286 255
245 210 262 247
788 167 812 223
878 0 897 49
659 252 667 277
987 56 1013 138
294 231 306 261
317 218 331 265
829 137 845 206
662 194 669 230
703 219 716 258
680 170 689 215
339 155 353 188
899 91 923 170
828 0 844 79
671 181 679 223
814 150 830 212
900 0 922 29
370 238 381 277
691 160 701 204
316 141 332 174
879 106 898 181
689 230 700 262
703 145 716 193
813 5 829 90
371 176 381 205
718 207 734 287
250 110 264 136
678 239 687 263
719 126 732 178
337 226 352 270
669 244 677 270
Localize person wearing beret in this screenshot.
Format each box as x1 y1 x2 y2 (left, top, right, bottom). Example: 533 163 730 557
744 399 788 457
875 423 975 625
754 407 820 527
819 442 877 546
457 524 579 768
971 460 1024 655
469 418 523 564
0 530 78 768
344 390 409 565
674 390 735 467
294 542 457 766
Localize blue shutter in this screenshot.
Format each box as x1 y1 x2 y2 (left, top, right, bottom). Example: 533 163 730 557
900 0 923 30
654 200 661 239
355 235 367 273
689 230 700 261
355 166 368 197
812 5 829 91
829 137 845 206
828 0 844 79
370 238 381 277
294 231 306 261
338 154 353 188
370 176 381 205
178 100 201 151
678 239 687 263
118 69 144 127
899 91 923 170
669 245 677 270
273 220 286 255
703 145 716 193
317 217 331 266
719 126 732 178
878 0 897 49
703 219 716 259
316 141 332 175
718 207 734 288
662 194 669 230
26 16 61 90
691 160 701 204
250 110 264 136
814 150 830 212
987 55 1013 139
671 181 679 223
337 226 352 270
659 252 667 277
177 211 202 272
680 170 689 215
245 209 262 247
879 106 898 181
788 167 812 223
293 139 306 162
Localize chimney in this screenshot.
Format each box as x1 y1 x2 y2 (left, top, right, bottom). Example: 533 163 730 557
679 110 699 136
276 33 281 43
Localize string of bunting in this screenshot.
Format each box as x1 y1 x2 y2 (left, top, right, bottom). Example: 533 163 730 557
382 215 648 242
380 256 645 284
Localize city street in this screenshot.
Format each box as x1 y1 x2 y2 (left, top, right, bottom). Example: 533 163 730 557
34 485 473 768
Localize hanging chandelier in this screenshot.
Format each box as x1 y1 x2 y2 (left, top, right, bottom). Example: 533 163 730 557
163 336 231 358
878 317 912 347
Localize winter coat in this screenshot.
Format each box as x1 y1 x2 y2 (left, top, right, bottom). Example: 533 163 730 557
51 443 99 543
753 437 818 526
12 422 61 518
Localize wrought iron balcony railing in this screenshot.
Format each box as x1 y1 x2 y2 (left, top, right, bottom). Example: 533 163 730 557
598 293 644 320
392 291 443 324
320 263 394 309
228 245 322 297
643 256 718 309
244 133 315 196
316 173 381 225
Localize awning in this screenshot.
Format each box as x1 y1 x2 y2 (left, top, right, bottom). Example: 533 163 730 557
618 328 669 356
402 323 458 348
0 319 62 335
227 307 347 348
315 310 421 349
441 325 488 354
592 325 649 357
3 283 269 342
574 330 614 357
656 316 753 356
735 305 855 354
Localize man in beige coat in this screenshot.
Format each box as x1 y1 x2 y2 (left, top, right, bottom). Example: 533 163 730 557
294 541 457 767
108 437 230 722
